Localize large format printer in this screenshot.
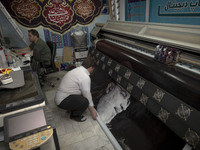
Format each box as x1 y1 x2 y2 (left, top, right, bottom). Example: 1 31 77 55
90 21 200 150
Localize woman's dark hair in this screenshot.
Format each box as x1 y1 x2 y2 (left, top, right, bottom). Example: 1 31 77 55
82 57 96 69
28 29 39 38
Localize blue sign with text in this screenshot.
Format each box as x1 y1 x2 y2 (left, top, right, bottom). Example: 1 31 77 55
126 0 146 22
149 0 200 25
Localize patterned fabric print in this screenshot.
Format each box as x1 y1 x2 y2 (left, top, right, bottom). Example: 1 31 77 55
108 69 113 76
101 55 105 62
44 29 51 41
2 0 103 34
184 128 200 148
90 48 200 148
63 31 72 46
107 59 112 66
126 83 133 93
157 107 170 123
124 70 132 80
51 33 63 48
114 64 121 72
140 93 149 106
136 78 146 89
116 75 122 84
176 104 193 121
153 89 165 102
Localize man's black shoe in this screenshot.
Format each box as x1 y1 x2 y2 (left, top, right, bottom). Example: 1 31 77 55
70 115 87 122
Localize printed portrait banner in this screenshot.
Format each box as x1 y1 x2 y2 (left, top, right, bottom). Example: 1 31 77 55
149 0 200 25
1 0 103 34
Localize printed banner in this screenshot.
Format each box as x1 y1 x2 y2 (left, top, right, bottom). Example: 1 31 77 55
126 0 146 22
2 0 103 34
149 0 200 25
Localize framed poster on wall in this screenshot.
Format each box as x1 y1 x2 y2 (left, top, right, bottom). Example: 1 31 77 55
125 0 146 22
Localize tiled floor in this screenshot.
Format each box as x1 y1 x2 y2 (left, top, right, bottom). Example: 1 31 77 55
0 71 115 150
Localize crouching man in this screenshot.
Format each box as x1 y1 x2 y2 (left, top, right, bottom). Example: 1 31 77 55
55 57 97 122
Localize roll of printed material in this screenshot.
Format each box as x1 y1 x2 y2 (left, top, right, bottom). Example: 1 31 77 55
96 114 123 150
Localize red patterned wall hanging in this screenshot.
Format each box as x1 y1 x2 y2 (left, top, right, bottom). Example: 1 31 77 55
74 0 95 20
11 0 42 22
43 0 74 29
2 0 103 34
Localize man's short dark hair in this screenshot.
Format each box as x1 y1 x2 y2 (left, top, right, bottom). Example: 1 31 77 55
28 29 39 38
82 57 96 69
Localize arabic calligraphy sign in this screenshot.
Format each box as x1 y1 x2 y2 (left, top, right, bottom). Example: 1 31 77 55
2 0 103 34
149 0 200 25
74 0 95 19
159 0 200 16
43 0 74 29
11 0 42 22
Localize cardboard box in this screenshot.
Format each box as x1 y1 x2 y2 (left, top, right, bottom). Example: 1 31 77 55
74 47 88 59
55 62 61 71
75 51 88 59
63 47 73 62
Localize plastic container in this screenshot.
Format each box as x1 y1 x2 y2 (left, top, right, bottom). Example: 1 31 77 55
7 55 13 67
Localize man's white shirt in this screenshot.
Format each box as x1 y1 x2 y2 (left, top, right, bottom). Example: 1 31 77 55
55 66 94 106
